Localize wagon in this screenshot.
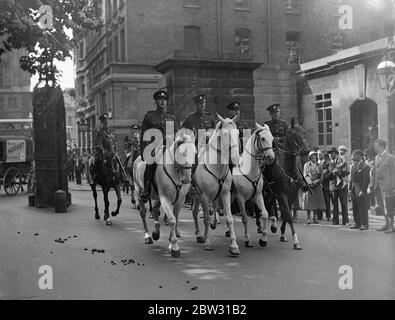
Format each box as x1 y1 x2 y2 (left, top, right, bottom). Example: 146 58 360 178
0 136 34 196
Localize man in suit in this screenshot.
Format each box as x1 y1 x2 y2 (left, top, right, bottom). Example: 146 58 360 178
349 150 370 230
139 90 178 202
373 139 395 233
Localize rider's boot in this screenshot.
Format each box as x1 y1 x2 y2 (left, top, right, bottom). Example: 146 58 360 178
139 163 156 203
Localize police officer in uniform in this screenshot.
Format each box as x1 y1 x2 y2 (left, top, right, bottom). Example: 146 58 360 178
264 103 289 148
226 101 248 154
139 90 178 202
182 94 217 147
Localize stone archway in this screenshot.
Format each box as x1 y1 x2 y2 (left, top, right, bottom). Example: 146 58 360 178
350 99 378 151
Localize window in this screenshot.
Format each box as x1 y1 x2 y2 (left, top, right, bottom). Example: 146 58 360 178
315 93 333 147
235 28 251 54
235 0 249 10
286 31 300 64
285 0 300 14
114 34 119 62
120 29 126 62
184 26 201 51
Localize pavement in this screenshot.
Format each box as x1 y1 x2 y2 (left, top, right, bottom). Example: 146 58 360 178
0 183 394 300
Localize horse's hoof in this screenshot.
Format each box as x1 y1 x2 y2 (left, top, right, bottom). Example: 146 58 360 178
95 214 100 220
225 231 230 238
271 225 277 234
176 232 181 239
204 244 214 251
294 243 302 250
259 239 267 247
196 236 205 244
245 241 254 248
280 236 288 243
171 249 181 258
152 231 160 241
210 223 217 230
229 247 240 257
111 211 119 217
145 237 153 245
105 220 112 226
257 227 263 234
149 213 154 219
218 210 225 217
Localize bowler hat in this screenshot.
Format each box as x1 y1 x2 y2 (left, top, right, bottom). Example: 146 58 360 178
328 147 339 154
153 90 169 101
267 103 280 113
226 101 241 111
99 113 109 122
192 94 206 104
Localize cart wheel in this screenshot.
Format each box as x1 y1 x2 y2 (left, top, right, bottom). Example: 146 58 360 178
4 167 21 196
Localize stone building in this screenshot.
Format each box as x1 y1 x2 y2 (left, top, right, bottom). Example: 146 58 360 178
74 0 392 155
63 89 78 152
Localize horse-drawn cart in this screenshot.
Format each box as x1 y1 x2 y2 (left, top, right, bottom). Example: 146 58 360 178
0 136 33 196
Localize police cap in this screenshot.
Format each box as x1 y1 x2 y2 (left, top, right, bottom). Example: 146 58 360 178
192 94 207 104
226 101 241 111
266 103 280 113
153 90 169 101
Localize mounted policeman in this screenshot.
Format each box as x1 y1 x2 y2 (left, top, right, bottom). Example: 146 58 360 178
264 103 289 150
139 90 179 202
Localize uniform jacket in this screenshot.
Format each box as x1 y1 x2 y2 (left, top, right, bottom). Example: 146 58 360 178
264 119 289 143
373 151 395 193
182 111 217 132
140 108 178 157
350 160 370 196
235 119 249 153
95 127 117 155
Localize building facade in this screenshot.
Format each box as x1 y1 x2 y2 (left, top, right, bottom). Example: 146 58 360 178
74 0 393 155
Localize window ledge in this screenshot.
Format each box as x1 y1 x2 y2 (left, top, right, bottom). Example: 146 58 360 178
183 5 200 9
285 11 301 15
234 7 251 12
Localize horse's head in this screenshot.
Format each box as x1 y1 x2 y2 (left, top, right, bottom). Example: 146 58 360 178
254 123 275 164
216 114 240 166
285 118 309 155
173 129 197 184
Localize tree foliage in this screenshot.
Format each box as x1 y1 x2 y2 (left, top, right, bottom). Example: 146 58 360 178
0 0 102 84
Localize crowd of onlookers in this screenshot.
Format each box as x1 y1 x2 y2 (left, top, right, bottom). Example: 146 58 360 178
300 139 395 233
66 152 90 185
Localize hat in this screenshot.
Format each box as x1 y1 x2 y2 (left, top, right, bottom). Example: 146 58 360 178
192 94 206 104
338 145 348 152
267 103 280 113
328 147 339 154
308 151 317 159
99 113 109 122
226 101 241 111
131 123 140 130
153 90 169 101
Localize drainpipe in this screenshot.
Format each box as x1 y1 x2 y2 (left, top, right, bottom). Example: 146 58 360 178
217 0 222 57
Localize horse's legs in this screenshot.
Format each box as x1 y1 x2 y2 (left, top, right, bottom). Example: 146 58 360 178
221 192 240 256
90 183 100 220
137 197 152 244
174 203 181 239
160 198 180 258
152 200 161 241
192 195 204 243
111 184 122 217
287 198 302 250
255 194 269 247
262 193 277 234
199 194 214 251
278 195 302 250
103 187 112 225
236 195 253 248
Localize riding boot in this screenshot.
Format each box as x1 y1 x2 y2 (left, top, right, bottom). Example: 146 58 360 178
139 163 156 203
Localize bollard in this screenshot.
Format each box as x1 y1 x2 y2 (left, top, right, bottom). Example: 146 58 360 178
67 191 72 207
28 194 35 207
54 190 67 213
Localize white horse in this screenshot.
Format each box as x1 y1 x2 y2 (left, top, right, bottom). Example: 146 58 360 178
191 114 241 256
230 124 276 247
133 129 197 258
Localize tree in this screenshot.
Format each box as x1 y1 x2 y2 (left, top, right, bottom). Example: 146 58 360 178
0 0 102 84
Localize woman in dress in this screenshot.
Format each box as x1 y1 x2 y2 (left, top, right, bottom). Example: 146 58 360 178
303 151 326 224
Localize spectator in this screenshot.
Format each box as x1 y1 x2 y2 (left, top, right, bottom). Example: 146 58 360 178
364 149 377 212
349 150 370 230
75 156 84 185
373 139 395 233
329 147 350 225
82 152 89 181
303 151 326 224
321 152 333 221
67 153 75 182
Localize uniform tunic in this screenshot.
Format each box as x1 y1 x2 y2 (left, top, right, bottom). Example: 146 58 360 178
264 119 289 145
94 127 117 156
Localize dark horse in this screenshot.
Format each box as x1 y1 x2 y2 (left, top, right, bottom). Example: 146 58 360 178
259 118 309 250
89 153 123 226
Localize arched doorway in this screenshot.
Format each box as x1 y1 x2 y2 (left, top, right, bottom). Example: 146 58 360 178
350 99 378 151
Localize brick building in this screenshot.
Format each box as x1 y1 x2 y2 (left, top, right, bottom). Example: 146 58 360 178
74 0 392 155
0 49 32 136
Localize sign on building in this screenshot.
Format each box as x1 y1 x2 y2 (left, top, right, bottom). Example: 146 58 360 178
6 140 26 163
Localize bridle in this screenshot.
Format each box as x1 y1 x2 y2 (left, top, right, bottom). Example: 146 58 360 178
245 128 274 162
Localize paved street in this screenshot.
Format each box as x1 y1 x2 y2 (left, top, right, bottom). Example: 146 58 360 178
0 182 394 300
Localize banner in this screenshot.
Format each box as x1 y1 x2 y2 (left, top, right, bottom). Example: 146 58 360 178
6 140 26 163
